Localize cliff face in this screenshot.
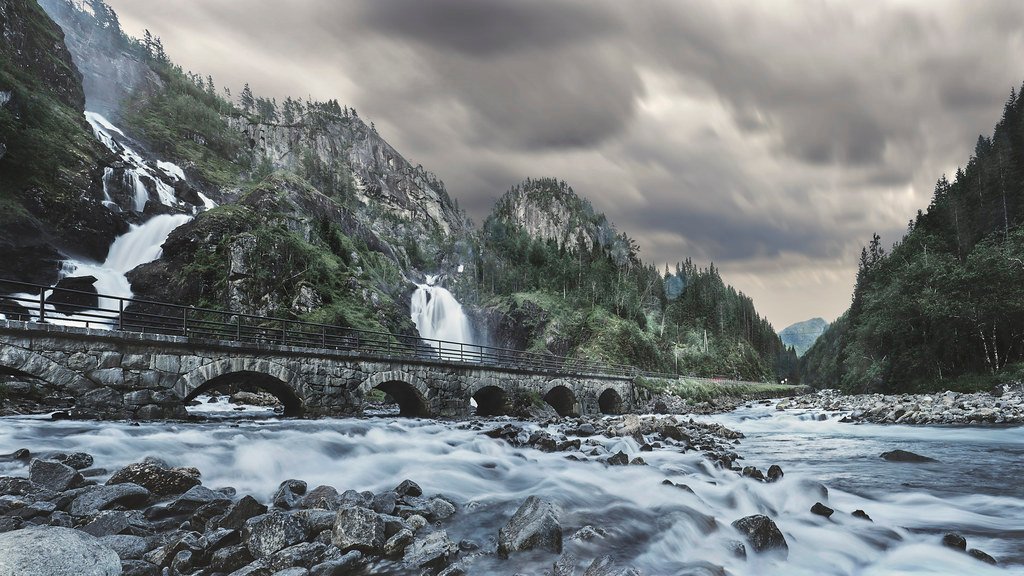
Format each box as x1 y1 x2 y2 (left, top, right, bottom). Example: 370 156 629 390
489 178 605 251
779 317 828 357
37 0 160 120
240 112 469 247
0 0 122 283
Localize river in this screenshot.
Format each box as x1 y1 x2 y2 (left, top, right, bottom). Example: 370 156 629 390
1 402 1021 575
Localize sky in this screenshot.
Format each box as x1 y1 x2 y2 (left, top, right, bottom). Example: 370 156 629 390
104 0 1024 330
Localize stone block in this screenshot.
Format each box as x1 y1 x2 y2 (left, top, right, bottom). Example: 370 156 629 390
97 352 122 369
87 368 125 388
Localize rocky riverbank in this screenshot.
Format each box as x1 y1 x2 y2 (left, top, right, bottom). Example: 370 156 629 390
776 384 1024 425
0 414 783 576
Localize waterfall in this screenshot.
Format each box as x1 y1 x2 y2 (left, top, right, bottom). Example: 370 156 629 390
7 113 217 328
410 275 478 360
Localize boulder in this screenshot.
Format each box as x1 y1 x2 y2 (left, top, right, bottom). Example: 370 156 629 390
941 533 967 551
54 452 95 470
766 465 784 483
99 534 150 560
497 495 562 557
403 530 458 570
272 479 307 510
28 459 81 492
106 462 200 497
606 451 629 466
46 276 99 314
810 502 834 518
851 509 872 521
0 525 120 576
70 483 150 516
731 514 788 556
212 495 268 531
300 485 342 511
244 511 309 559
880 450 937 463
395 479 422 498
165 485 231 514
968 549 997 565
583 555 641 576
332 506 385 554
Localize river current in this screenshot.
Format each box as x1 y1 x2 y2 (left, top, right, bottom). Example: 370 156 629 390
1 403 1021 575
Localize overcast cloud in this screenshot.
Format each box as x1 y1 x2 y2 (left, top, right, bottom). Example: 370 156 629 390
105 0 1024 329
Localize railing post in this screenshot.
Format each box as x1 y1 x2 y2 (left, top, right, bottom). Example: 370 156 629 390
182 307 188 336
118 298 124 331
322 325 326 348
236 315 241 341
38 287 45 323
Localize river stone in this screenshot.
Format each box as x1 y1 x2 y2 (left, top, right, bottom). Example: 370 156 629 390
852 509 872 521
80 510 131 537
54 452 95 470
270 568 308 576
300 485 342 510
403 530 458 570
0 525 121 575
167 485 231 514
210 543 254 573
267 541 325 571
29 459 81 491
273 479 307 510
294 509 336 535
70 483 150 516
880 450 937 463
497 495 562 557
395 479 422 498
309 551 362 576
968 548 997 565
731 514 788 556
766 465 784 483
212 495 268 531
941 533 967 551
245 511 309 558
106 462 200 497
583 555 641 576
810 502 834 518
119 559 159 576
332 506 385 554
99 534 149 560
606 451 629 466
384 528 415 557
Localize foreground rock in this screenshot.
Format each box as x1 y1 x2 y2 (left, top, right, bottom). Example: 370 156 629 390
880 450 937 463
777 386 1024 425
0 525 121 576
731 514 788 557
497 496 562 557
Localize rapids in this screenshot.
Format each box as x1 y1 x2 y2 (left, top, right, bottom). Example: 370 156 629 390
1 405 1020 575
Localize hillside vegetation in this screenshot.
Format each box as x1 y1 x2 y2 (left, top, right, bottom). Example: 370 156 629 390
802 89 1024 393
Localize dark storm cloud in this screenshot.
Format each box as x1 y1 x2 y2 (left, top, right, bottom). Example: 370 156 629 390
358 0 616 57
103 0 1024 327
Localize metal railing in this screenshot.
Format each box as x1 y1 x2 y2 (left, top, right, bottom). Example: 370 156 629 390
0 279 643 378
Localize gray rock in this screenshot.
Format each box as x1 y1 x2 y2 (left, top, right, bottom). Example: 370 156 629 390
245 511 309 559
941 533 967 551
271 568 309 576
426 496 456 521
395 479 422 498
370 491 398 515
119 559 158 576
267 541 325 571
766 464 784 482
0 525 121 575
554 552 578 576
497 495 562 557
213 495 268 531
968 548 997 565
810 502 834 518
332 506 385 554
272 479 307 510
383 528 414 557
210 543 254 573
107 463 200 497
300 486 342 511
29 459 81 491
294 509 336 536
403 530 458 570
167 484 231 514
70 483 150 516
731 514 788 556
80 510 131 537
309 551 361 576
583 555 641 576
54 452 95 470
99 534 150 560
880 450 937 463
143 531 202 568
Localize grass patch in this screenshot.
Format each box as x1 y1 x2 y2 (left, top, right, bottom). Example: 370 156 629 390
637 375 797 403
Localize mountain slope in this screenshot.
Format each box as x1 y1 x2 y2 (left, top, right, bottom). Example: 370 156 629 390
802 89 1024 392
779 318 828 356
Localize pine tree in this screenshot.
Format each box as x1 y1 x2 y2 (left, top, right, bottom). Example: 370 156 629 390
240 83 254 114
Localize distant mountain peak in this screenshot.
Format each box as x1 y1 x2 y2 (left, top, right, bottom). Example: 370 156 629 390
779 317 829 356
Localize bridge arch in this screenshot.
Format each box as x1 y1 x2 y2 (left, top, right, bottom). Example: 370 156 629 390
469 381 510 416
598 388 624 415
359 371 430 417
0 345 90 392
175 358 305 417
542 379 579 417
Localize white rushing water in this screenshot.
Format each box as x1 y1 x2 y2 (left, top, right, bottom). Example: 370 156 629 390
1 408 1020 575
6 113 216 327
410 274 479 359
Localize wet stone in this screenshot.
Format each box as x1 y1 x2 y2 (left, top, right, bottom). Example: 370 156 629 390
810 502 834 518
497 495 562 557
731 514 788 556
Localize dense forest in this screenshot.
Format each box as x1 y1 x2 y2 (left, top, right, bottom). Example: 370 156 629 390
802 88 1024 392
475 179 798 381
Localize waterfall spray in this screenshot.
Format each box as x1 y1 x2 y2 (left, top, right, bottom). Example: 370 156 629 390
410 275 478 360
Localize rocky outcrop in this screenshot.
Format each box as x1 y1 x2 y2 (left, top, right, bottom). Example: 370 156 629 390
489 178 605 252
497 496 562 557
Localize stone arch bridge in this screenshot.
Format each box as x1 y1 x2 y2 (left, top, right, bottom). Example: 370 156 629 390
0 320 638 420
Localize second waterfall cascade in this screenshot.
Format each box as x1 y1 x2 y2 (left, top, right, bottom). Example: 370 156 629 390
410 275 480 361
